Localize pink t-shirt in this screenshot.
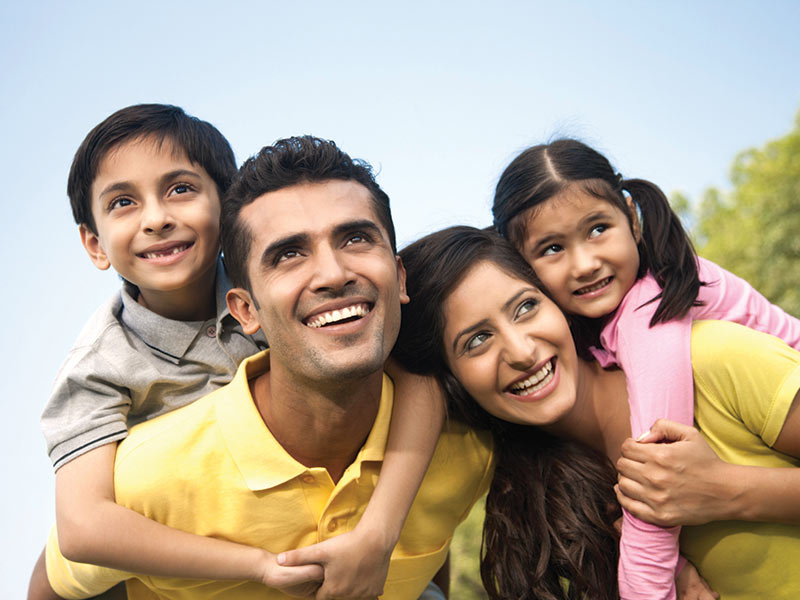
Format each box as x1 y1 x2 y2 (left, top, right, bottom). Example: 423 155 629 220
590 257 800 600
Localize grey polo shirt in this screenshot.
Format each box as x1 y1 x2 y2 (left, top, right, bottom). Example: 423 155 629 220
41 258 267 470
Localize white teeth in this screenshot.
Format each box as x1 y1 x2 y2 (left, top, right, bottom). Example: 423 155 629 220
509 360 554 394
307 304 370 328
143 245 189 259
576 277 610 295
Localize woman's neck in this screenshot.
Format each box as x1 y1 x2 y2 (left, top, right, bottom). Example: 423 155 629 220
543 359 631 463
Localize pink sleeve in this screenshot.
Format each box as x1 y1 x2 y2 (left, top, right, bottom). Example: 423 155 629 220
601 276 694 600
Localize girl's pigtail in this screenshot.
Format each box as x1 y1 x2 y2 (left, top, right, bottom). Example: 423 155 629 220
622 178 702 325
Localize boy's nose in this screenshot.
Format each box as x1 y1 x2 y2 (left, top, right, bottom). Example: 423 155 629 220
141 201 175 234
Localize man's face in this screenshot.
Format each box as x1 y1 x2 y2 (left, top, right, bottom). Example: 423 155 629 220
232 179 408 385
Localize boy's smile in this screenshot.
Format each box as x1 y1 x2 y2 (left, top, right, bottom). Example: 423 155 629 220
80 136 221 320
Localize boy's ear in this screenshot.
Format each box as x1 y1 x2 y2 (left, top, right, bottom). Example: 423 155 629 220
79 224 111 270
396 256 410 305
625 196 642 244
226 288 262 335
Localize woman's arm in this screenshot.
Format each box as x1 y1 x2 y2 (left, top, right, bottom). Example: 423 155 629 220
51 443 322 593
278 364 445 599
616 407 800 526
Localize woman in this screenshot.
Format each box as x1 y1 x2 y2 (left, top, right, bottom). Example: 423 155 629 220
393 226 800 600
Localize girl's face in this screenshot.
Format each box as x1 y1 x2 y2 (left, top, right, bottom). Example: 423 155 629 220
517 187 640 319
442 261 579 426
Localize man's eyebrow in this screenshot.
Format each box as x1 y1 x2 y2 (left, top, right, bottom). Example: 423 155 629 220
260 233 310 267
331 219 384 240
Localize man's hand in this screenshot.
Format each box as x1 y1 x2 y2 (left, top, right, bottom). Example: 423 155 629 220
676 561 718 600
277 524 393 600
258 550 323 598
615 419 736 527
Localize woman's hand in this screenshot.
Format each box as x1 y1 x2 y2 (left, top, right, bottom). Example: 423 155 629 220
676 560 718 600
614 419 736 526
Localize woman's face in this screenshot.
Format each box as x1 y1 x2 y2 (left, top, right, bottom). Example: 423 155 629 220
442 260 579 426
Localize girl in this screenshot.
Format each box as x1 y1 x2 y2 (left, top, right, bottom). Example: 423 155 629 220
492 139 800 599
393 226 800 600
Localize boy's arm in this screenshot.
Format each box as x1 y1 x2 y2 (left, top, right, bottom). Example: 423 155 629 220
278 364 445 599
49 442 323 595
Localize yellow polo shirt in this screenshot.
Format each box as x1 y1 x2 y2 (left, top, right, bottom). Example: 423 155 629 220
47 351 494 599
680 321 800 599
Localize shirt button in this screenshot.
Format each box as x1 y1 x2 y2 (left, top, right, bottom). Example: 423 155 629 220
302 475 314 484
206 325 217 337
327 519 338 532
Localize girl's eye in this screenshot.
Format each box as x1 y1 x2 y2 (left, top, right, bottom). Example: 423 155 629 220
541 244 562 256
170 183 193 196
109 197 134 211
515 298 540 319
466 332 490 351
589 224 608 238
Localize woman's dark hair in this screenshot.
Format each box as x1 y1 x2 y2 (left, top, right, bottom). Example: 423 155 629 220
394 226 620 599
492 139 702 336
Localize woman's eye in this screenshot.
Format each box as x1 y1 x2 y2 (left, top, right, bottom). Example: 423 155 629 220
466 332 490 351
541 244 562 256
515 298 539 318
589 224 608 238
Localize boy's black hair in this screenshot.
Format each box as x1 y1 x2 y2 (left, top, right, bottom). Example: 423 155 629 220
220 135 396 290
68 104 237 234
492 139 702 343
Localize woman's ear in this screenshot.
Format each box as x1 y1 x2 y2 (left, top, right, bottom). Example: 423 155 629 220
625 196 642 244
79 224 111 270
226 288 262 335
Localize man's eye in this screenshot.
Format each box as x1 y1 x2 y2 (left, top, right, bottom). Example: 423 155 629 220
466 332 490 351
542 244 562 256
277 249 300 262
346 233 370 245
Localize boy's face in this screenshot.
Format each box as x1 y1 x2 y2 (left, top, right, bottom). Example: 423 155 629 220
81 136 221 310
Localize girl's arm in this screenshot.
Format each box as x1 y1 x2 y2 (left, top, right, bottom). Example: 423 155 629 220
600 275 696 600
51 443 322 594
278 364 445 599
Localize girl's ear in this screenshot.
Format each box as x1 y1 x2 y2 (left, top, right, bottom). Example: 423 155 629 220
80 224 111 270
625 196 642 243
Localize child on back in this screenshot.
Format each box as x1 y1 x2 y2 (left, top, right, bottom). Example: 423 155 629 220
33 104 443 599
492 138 800 600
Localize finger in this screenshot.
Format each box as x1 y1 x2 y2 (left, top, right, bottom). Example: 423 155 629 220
614 483 657 522
279 544 329 567
643 418 693 443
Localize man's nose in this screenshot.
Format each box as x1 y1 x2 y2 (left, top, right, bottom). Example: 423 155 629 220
310 246 355 292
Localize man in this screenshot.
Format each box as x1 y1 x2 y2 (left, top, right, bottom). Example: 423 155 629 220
42 136 494 599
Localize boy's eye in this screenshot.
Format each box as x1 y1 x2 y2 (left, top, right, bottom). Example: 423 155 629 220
541 244 562 256
466 332 490 351
589 224 608 238
108 197 134 211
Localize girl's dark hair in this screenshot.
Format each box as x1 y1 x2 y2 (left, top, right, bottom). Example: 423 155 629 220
492 139 702 334
394 226 620 599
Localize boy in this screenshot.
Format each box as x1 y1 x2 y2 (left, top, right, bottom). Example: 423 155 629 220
31 105 443 599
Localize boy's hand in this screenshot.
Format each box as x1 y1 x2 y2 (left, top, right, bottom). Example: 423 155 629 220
676 560 718 600
258 550 324 597
277 524 394 600
615 419 734 526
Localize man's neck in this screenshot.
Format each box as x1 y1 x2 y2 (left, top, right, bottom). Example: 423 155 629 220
250 364 383 483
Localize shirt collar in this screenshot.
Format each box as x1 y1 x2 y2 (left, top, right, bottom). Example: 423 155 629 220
119 257 231 361
216 350 394 491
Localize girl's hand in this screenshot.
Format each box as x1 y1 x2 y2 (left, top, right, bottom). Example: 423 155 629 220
277 523 394 600
258 550 323 597
676 560 718 600
615 419 735 526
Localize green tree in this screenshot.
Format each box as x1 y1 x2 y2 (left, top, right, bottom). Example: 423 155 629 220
693 109 800 316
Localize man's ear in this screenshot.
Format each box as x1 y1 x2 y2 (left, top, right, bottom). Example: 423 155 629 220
396 256 410 305
226 288 262 335
79 224 111 270
625 196 642 244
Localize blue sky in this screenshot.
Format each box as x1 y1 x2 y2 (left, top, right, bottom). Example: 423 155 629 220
2 1 799 596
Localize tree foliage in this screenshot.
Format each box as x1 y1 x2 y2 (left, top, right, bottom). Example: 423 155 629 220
691 109 800 317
